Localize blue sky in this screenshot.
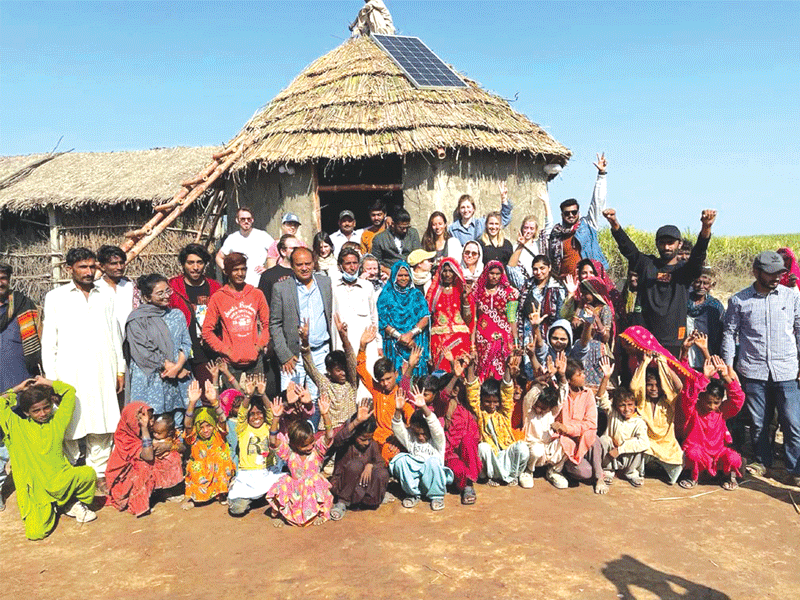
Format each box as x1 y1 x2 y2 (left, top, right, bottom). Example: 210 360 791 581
2 1 798 235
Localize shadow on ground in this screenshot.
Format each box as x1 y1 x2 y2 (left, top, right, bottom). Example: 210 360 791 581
603 555 731 600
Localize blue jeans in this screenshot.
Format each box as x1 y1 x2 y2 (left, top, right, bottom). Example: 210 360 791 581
742 377 800 475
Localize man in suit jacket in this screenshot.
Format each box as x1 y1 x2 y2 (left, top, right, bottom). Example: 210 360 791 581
370 207 421 276
269 247 332 427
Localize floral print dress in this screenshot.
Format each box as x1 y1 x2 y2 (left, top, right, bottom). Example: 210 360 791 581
184 428 236 502
266 433 333 526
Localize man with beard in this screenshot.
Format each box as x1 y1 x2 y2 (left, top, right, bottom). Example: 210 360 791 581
95 245 139 340
603 208 716 357
169 244 221 387
370 207 421 275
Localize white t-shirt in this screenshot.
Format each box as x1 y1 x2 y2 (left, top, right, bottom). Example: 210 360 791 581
220 229 275 286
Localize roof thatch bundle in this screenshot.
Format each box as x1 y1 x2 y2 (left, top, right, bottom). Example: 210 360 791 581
0 146 220 212
227 36 570 170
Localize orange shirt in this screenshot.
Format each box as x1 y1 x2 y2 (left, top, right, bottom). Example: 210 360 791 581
559 234 581 278
360 225 386 255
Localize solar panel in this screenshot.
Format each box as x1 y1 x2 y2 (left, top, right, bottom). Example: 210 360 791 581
372 34 467 89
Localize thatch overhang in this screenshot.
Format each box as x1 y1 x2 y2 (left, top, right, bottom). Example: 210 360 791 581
0 146 221 213
227 35 571 170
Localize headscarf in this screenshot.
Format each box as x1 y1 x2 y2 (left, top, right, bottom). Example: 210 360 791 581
192 407 218 445
377 261 430 335
219 388 243 418
469 260 518 307
426 257 467 313
125 304 174 375
778 247 800 290
618 326 695 380
460 240 484 284
547 318 574 348
577 259 620 306
579 276 616 338
106 402 151 488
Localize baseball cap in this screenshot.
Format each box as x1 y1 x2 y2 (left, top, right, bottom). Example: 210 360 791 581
338 210 356 222
753 250 787 274
655 225 682 242
407 249 436 267
282 213 301 225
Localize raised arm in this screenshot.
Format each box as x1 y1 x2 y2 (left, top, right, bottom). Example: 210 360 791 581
356 325 378 392
499 182 513 228
603 208 643 271
585 153 607 230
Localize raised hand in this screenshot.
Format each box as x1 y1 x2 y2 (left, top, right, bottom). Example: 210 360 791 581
498 181 509 202
602 208 619 228
137 407 150 429
408 343 423 369
204 380 218 405
270 398 284 419
599 355 614 379
207 358 221 384
239 372 248 392
360 324 377 348
334 313 348 339
318 392 331 416
408 384 427 408
529 308 543 327
298 384 313 406
286 382 300 405
694 332 709 352
555 351 567 375
298 319 310 347
593 152 607 174
703 357 717 379
187 380 202 405
254 372 267 396
545 354 556 377
453 354 468 378
243 374 257 396
564 274 578 295
711 355 728 376
700 209 717 230
507 354 521 378
355 398 374 423
218 358 232 376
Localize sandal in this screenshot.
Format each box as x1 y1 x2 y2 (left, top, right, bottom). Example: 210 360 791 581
745 462 766 477
430 498 445 511
628 476 645 488
722 476 738 491
679 479 698 489
461 486 477 505
487 480 500 487
330 502 347 521
401 496 420 509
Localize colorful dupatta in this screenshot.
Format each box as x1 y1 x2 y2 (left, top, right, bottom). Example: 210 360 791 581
426 258 472 370
778 247 800 290
470 260 519 380
377 261 430 377
618 326 696 380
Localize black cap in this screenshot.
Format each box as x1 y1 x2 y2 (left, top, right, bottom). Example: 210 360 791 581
655 225 682 242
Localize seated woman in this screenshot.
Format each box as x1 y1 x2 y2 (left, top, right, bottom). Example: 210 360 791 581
426 258 472 372
106 402 185 517
125 274 193 425
377 261 430 378
1 377 97 540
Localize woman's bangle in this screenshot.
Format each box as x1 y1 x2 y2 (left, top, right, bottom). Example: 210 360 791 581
185 411 194 419
411 326 421 336
141 438 153 448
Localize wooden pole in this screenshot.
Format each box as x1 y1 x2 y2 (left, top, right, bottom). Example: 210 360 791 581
315 183 403 193
47 206 62 287
125 147 242 262
311 165 322 231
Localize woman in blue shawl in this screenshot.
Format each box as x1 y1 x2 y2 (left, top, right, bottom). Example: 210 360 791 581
377 261 430 378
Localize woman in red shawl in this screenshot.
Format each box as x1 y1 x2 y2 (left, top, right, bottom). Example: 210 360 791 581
426 258 473 371
777 247 800 290
470 261 519 380
106 402 184 517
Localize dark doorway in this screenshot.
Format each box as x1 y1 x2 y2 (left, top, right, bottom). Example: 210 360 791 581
317 156 403 234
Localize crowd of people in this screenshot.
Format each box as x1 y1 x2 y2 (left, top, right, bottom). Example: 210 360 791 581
2 155 799 540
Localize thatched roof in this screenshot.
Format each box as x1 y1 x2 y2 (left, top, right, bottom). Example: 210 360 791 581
227 36 570 170
0 146 221 212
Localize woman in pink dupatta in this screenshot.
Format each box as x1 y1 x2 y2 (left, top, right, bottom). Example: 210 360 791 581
426 258 473 371
777 247 800 290
470 261 519 380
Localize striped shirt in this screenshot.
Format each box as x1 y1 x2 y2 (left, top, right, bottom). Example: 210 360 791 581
721 284 800 381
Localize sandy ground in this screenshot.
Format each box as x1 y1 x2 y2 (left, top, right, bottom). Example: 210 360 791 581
2 471 798 600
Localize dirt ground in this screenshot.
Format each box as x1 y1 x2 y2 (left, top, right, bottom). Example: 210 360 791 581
2 472 798 600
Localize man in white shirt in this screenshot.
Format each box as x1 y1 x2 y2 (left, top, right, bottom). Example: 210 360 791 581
330 210 362 258
94 245 138 340
41 247 124 491
215 206 275 287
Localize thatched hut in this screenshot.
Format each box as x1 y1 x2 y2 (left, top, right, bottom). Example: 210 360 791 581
0 146 221 303
222 34 571 234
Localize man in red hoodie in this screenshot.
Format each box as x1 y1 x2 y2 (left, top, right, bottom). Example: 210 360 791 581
169 244 222 390
202 252 270 381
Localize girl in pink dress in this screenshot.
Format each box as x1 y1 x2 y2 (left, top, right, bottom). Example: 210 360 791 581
266 393 335 526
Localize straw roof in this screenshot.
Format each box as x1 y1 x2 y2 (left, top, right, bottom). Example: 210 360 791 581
228 35 570 170
0 146 220 212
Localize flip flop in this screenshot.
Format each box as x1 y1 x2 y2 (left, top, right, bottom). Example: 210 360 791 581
401 496 420 509
679 479 698 489
461 486 477 505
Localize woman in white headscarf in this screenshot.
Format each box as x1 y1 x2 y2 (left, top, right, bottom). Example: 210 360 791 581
460 240 484 295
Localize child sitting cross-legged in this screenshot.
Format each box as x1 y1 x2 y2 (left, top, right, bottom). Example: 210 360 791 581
467 353 530 486
182 380 237 510
390 384 453 511
329 399 391 521
1 377 97 540
107 402 185 517
518 357 566 489
596 357 650 487
548 355 608 494
227 386 281 517
679 356 745 491
266 393 335 526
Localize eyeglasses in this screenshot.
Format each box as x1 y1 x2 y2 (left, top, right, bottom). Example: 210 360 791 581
153 289 173 299
562 210 579 216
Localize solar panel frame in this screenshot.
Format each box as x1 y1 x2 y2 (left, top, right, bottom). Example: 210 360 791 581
371 34 467 90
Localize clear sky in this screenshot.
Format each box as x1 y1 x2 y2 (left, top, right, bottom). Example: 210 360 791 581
2 1 798 235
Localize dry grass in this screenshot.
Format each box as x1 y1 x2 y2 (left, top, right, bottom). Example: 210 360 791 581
227 36 571 168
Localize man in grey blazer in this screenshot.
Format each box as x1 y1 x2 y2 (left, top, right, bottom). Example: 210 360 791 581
269 247 333 427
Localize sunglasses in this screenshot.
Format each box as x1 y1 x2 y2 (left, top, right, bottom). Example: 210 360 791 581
562 210 579 216
239 217 254 222
463 251 479 256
